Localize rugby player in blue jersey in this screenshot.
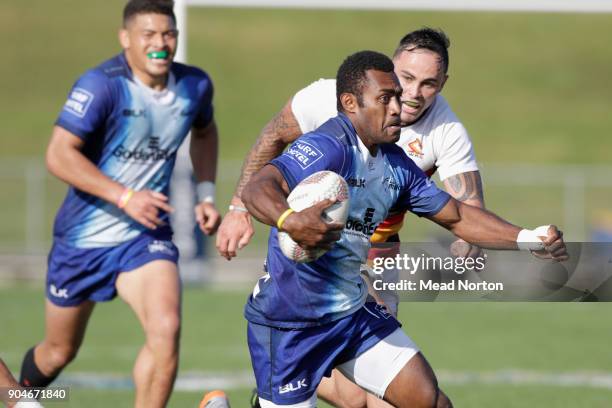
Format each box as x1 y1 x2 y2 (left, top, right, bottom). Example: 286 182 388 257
242 51 568 408
18 1 221 407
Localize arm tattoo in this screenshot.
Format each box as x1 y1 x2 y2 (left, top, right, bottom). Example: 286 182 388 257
445 171 485 206
234 107 301 198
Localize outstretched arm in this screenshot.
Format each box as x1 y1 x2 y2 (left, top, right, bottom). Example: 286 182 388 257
443 170 484 208
443 170 486 258
429 198 568 260
216 98 303 259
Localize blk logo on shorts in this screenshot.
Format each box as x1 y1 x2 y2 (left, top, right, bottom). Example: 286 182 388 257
279 378 308 394
49 284 69 299
148 240 176 256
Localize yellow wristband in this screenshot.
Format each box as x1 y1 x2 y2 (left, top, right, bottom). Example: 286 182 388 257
276 208 295 230
117 188 134 209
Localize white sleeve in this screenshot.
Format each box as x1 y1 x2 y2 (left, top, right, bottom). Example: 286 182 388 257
291 78 338 133
434 121 479 181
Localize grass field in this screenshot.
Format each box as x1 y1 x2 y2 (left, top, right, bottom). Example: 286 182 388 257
1 286 612 407
2 3 612 407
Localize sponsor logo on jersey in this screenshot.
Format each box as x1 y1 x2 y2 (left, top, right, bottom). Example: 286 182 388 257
347 177 366 188
112 136 172 163
147 240 176 256
382 177 401 191
405 138 424 159
279 378 308 394
345 207 378 236
64 87 94 118
49 284 69 299
285 141 323 169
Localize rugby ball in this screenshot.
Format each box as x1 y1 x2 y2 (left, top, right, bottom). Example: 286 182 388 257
278 171 350 262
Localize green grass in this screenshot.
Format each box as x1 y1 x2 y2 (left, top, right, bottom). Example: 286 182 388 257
1 286 612 407
2 6 612 405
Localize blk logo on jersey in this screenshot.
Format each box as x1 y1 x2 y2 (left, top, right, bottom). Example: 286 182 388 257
347 177 366 188
122 108 146 117
64 88 94 118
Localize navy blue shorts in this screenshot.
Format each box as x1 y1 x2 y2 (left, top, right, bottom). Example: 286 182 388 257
46 233 179 306
247 302 400 405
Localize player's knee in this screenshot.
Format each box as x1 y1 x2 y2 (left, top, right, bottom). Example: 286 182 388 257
338 387 367 408
436 390 453 408
390 379 438 408
412 383 439 408
146 313 181 349
46 343 79 369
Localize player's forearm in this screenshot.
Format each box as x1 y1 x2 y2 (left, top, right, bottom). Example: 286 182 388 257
46 143 124 205
443 170 485 208
233 100 302 204
432 199 521 249
242 168 290 227
190 121 218 183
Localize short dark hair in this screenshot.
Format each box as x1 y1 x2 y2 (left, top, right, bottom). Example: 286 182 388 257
123 0 176 26
393 27 450 73
336 50 395 112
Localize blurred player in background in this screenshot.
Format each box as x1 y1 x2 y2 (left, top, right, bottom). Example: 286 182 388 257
18 1 221 407
241 50 567 408
217 28 484 407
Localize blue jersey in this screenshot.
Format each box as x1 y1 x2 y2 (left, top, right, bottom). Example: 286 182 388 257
245 113 450 328
53 53 214 248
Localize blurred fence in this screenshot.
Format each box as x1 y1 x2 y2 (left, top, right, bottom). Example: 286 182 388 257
1 157 611 256
1 157 611 284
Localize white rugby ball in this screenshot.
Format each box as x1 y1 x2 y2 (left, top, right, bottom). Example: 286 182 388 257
278 171 350 262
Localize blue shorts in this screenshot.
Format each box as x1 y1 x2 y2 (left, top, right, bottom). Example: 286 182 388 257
47 232 179 307
247 302 400 405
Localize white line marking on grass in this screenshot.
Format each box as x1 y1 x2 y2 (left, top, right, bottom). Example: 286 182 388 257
55 370 612 391
438 370 612 390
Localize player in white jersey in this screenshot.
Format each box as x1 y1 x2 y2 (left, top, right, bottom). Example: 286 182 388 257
218 28 483 261
217 28 483 407
18 2 221 407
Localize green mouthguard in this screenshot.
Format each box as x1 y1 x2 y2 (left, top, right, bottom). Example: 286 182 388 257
402 100 419 108
147 50 169 59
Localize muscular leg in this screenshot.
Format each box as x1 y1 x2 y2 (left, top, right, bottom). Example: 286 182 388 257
22 299 95 386
318 369 367 408
318 369 403 408
116 260 181 408
383 352 452 408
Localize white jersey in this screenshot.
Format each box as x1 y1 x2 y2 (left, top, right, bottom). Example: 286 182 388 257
291 78 478 181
